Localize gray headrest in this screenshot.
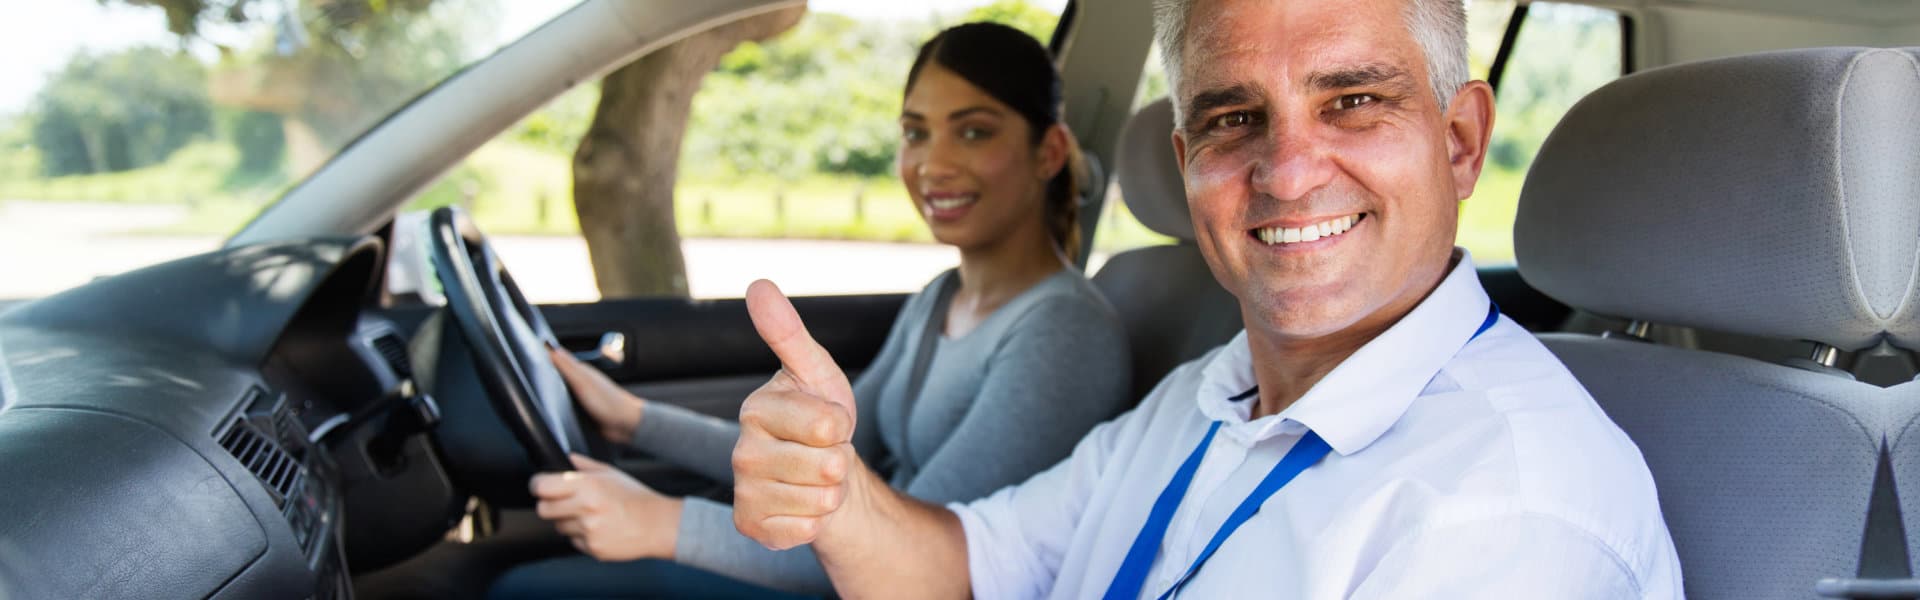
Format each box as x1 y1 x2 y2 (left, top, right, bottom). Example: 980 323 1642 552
1516 47 1920 350
1117 98 1194 241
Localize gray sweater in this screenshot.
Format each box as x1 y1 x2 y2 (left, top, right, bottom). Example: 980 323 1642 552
628 268 1131 595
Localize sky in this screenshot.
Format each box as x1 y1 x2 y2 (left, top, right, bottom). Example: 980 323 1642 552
0 0 1067 116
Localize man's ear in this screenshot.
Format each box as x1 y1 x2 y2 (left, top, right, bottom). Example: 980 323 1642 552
1444 80 1496 201
1171 129 1188 180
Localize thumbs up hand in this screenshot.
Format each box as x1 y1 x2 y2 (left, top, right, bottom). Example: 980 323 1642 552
731 280 874 550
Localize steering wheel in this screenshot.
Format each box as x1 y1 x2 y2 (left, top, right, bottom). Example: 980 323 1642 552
426 206 592 473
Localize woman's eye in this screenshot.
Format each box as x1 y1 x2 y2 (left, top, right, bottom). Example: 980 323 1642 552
1334 94 1377 110
1208 111 1257 131
902 128 927 143
961 127 993 141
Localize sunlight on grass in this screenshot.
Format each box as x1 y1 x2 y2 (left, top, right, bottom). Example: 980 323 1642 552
392 138 1183 251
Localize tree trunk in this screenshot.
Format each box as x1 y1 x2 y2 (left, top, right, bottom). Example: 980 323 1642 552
572 6 806 299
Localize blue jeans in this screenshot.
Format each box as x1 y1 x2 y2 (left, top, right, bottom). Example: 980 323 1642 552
488 555 823 600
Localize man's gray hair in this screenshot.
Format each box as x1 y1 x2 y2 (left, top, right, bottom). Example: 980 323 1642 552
1152 0 1470 118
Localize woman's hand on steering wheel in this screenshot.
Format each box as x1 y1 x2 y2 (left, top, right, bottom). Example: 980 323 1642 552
547 345 644 444
530 454 681 561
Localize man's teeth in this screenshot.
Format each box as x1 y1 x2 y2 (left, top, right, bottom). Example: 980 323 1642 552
929 195 977 210
1256 215 1360 245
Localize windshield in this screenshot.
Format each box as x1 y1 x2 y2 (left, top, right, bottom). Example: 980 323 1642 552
0 0 579 300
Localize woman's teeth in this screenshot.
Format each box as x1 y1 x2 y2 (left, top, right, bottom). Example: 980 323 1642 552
930 195 977 210
1255 214 1361 245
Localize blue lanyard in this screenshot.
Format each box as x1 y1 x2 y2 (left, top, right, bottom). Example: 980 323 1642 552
1102 303 1500 600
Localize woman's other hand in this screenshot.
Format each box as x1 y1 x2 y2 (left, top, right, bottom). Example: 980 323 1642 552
530 454 683 561
548 345 645 443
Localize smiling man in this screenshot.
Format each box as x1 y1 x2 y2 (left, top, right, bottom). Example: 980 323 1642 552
728 0 1682 597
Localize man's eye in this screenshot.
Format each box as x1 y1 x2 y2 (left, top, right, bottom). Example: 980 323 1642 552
1334 94 1378 110
1208 111 1257 130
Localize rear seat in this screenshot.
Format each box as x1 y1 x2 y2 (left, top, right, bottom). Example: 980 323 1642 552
1091 98 1243 403
1514 47 1920 598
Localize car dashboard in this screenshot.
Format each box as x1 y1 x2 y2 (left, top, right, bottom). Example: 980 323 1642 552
0 235 460 599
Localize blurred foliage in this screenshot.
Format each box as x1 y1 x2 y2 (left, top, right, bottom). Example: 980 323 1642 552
222 109 285 175
30 47 213 176
104 0 491 151
1464 3 1622 263
684 12 911 180
1489 4 1621 171
507 0 1062 182
963 0 1057 42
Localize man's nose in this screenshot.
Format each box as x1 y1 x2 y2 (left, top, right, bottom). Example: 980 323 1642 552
1249 120 1337 202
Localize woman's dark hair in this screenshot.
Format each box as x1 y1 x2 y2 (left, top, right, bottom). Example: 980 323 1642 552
906 22 1087 261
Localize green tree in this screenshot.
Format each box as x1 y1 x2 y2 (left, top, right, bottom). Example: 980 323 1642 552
224 109 285 176
1490 6 1620 170
29 47 212 175
570 6 807 298
962 0 1057 42
111 0 489 174
684 13 921 181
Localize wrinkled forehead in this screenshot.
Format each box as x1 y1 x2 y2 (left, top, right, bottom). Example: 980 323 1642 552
1178 0 1426 98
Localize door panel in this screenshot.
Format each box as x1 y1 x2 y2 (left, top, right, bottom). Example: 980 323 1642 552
536 293 906 493
540 294 904 382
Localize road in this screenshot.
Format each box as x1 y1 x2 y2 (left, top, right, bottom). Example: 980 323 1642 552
0 200 996 304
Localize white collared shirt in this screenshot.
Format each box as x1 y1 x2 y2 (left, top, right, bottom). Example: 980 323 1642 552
951 252 1683 599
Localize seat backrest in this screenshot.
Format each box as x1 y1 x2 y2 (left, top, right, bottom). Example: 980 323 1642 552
1872 47 1920 580
1516 47 1920 599
1091 98 1242 402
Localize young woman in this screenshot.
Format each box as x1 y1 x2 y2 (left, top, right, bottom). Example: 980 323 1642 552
492 22 1130 599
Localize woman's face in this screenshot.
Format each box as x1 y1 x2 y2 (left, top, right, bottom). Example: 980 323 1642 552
898 62 1054 252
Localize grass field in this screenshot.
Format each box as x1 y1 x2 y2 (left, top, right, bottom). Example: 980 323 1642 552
0 138 1527 262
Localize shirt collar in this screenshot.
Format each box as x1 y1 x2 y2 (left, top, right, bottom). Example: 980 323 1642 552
1195 249 1494 455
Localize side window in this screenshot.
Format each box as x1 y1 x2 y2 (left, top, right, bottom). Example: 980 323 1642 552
1088 41 1179 270
412 1 1069 304
1461 1 1624 263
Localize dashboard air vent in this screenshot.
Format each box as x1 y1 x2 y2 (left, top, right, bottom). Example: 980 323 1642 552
371 332 413 379
219 418 303 506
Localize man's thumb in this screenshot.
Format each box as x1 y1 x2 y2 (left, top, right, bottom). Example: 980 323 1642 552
746 280 851 406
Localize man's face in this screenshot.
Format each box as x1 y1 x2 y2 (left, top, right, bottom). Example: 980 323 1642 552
1172 0 1492 347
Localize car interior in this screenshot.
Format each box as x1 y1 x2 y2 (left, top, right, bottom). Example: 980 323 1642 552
8 0 1920 598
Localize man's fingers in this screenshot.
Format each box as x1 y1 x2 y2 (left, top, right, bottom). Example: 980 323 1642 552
745 280 845 396
742 515 827 551
735 479 846 519
732 429 850 486
740 390 853 448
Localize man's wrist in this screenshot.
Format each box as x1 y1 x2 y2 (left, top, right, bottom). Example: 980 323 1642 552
816 451 887 564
